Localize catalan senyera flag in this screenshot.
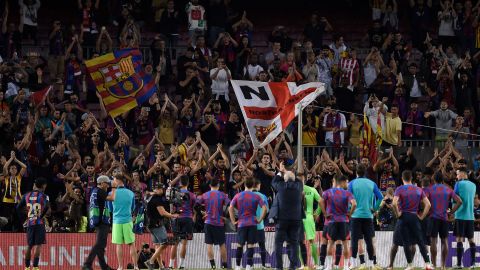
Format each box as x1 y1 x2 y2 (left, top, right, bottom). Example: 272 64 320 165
230 80 324 148
360 113 378 163
85 49 157 117
376 112 383 146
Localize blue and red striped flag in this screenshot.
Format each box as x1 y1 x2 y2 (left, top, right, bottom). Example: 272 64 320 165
85 49 157 116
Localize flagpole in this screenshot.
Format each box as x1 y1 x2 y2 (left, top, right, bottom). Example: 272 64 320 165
297 103 303 173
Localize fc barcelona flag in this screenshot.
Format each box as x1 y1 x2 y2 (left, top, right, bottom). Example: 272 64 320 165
85 49 157 116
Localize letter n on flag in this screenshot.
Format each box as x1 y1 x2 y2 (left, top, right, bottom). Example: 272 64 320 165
85 49 157 117
231 81 324 148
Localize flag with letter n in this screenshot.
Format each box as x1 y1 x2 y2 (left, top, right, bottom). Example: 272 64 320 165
85 49 157 117
231 80 324 148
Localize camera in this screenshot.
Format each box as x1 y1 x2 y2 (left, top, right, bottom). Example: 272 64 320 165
165 187 189 211
384 198 393 205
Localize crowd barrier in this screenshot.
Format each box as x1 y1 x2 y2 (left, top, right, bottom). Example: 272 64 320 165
1 232 479 269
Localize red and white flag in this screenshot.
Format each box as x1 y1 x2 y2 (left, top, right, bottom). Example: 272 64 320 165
30 85 52 107
231 80 324 148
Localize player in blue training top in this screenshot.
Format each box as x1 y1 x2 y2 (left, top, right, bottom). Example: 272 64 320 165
319 174 356 270
426 172 462 269
393 170 434 270
229 176 267 270
17 177 50 270
453 168 477 269
347 164 383 269
196 178 231 269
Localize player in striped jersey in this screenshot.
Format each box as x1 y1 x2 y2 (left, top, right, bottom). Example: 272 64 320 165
17 177 50 270
426 172 462 269
319 174 356 270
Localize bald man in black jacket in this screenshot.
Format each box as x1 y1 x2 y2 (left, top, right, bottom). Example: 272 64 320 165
270 162 304 270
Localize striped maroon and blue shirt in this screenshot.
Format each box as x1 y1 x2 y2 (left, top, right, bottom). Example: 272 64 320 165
196 190 230 226
18 190 50 227
230 191 265 228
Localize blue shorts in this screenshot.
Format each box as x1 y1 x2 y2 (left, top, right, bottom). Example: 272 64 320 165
237 226 257 245
173 217 194 240
150 226 168 245
27 224 46 247
256 229 265 243
204 224 226 245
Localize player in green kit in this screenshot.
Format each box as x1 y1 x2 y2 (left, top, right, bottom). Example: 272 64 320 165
300 180 321 268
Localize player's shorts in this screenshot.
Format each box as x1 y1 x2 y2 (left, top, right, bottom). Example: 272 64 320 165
237 225 257 245
428 218 449 239
454 219 474 239
322 223 331 240
256 229 265 243
393 222 403 246
204 224 226 245
328 222 349 241
303 214 316 241
395 212 425 247
150 226 168 245
299 223 305 242
420 217 431 246
112 222 135 244
26 224 46 246
173 217 194 240
350 218 375 242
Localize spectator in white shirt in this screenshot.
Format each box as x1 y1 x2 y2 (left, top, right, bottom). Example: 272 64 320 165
19 0 41 45
185 0 207 46
364 95 388 135
242 54 263 81
210 57 232 102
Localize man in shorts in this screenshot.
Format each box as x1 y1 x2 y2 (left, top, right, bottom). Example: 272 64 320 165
18 177 50 270
453 168 477 269
196 178 230 269
301 179 321 268
253 180 269 268
229 176 267 270
145 184 179 270
392 170 434 270
170 176 196 269
319 174 356 270
107 174 138 270
427 172 462 269
348 164 383 269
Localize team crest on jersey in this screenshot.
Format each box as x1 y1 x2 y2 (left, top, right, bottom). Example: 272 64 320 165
99 56 144 99
254 123 277 142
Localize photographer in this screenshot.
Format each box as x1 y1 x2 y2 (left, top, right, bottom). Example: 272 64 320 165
145 183 178 270
376 187 395 230
169 175 196 269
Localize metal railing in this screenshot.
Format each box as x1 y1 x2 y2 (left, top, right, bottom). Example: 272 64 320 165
303 140 480 168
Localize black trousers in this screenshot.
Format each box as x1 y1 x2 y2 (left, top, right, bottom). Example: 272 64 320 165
84 223 110 269
275 219 301 270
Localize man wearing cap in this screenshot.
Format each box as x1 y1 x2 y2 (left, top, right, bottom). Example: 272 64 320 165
83 176 113 270
107 174 138 270
145 183 178 270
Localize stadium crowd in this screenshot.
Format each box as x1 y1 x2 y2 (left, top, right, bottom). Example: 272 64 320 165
1 0 480 268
